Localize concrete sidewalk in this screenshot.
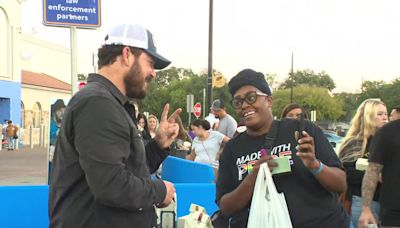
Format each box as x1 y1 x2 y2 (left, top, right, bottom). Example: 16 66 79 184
0 146 48 186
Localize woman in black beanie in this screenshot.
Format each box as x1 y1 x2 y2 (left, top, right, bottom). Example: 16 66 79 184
216 69 350 228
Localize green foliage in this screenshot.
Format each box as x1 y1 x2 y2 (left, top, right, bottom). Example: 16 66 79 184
138 67 239 127
137 66 399 125
333 92 360 122
265 73 279 91
333 77 400 122
280 69 336 91
272 85 343 121
358 78 400 112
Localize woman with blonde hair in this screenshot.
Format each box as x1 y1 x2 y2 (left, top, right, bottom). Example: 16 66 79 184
339 98 388 227
147 114 159 139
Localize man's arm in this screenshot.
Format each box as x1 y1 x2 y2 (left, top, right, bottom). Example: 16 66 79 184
145 139 169 173
362 162 382 207
74 98 167 211
358 162 383 227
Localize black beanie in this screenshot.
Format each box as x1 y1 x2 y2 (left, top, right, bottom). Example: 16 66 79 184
228 69 272 96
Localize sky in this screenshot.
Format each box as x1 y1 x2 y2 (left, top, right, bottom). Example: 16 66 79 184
20 0 400 93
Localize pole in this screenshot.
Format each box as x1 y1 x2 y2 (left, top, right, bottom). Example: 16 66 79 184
203 88 206 118
207 0 213 111
290 51 294 103
71 27 78 95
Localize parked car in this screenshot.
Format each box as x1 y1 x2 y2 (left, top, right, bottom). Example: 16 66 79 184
323 130 343 154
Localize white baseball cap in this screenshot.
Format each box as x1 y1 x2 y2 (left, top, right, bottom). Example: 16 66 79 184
104 24 171 69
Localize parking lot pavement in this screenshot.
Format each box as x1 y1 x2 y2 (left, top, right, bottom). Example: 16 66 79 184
0 146 48 186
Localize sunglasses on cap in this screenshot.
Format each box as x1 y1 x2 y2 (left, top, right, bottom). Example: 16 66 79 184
231 91 269 109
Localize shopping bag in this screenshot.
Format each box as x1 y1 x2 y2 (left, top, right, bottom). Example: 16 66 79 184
157 193 177 228
247 163 293 228
177 203 213 228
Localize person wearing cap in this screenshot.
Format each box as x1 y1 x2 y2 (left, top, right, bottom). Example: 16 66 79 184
216 69 350 227
205 108 219 130
49 24 181 228
211 99 237 138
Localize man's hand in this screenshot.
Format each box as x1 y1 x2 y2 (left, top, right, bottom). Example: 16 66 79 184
358 207 377 228
154 104 182 150
295 131 319 170
159 180 176 207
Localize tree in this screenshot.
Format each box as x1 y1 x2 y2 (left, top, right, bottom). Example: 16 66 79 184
138 68 206 126
280 69 336 91
265 73 279 91
333 92 360 122
359 78 400 111
272 85 343 121
153 67 197 88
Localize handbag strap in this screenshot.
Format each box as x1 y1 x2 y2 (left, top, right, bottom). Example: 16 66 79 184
263 120 280 156
201 141 213 166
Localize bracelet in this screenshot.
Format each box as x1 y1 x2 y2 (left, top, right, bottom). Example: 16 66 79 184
310 160 324 176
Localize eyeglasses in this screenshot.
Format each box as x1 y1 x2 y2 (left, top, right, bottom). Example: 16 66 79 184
231 91 269 109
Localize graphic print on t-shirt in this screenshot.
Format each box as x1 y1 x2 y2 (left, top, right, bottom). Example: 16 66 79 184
236 143 294 181
271 143 293 165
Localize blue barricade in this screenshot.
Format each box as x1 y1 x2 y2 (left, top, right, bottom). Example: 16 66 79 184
0 185 49 228
162 156 215 183
0 156 219 227
175 183 218 218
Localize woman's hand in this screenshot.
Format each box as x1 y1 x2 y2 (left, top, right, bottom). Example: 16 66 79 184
295 131 319 170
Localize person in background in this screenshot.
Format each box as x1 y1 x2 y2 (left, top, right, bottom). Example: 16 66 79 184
187 125 196 140
49 23 180 228
358 118 400 228
217 69 349 227
187 119 229 180
338 98 388 227
205 108 220 130
170 115 192 158
50 99 66 146
211 99 237 138
280 103 308 119
148 114 159 138
389 105 400 121
136 113 151 145
5 120 18 151
2 119 7 144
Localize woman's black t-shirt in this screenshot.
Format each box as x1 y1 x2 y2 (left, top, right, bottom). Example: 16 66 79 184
216 118 349 228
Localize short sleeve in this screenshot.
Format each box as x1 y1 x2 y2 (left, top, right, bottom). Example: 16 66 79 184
369 127 389 165
213 131 225 144
308 122 343 169
216 141 235 204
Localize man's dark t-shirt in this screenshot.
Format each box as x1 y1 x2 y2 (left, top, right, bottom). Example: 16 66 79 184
369 119 400 226
217 119 349 228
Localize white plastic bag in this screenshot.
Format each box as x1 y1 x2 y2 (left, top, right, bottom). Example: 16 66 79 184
247 163 293 228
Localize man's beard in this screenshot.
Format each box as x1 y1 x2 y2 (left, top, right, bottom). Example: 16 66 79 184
124 60 147 99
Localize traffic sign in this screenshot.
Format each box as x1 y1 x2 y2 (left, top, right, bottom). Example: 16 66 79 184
213 73 226 88
43 0 101 28
194 103 202 118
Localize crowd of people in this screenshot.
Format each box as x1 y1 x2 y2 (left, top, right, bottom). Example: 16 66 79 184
47 22 399 228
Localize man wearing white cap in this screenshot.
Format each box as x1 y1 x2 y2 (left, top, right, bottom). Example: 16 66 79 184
49 24 180 228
